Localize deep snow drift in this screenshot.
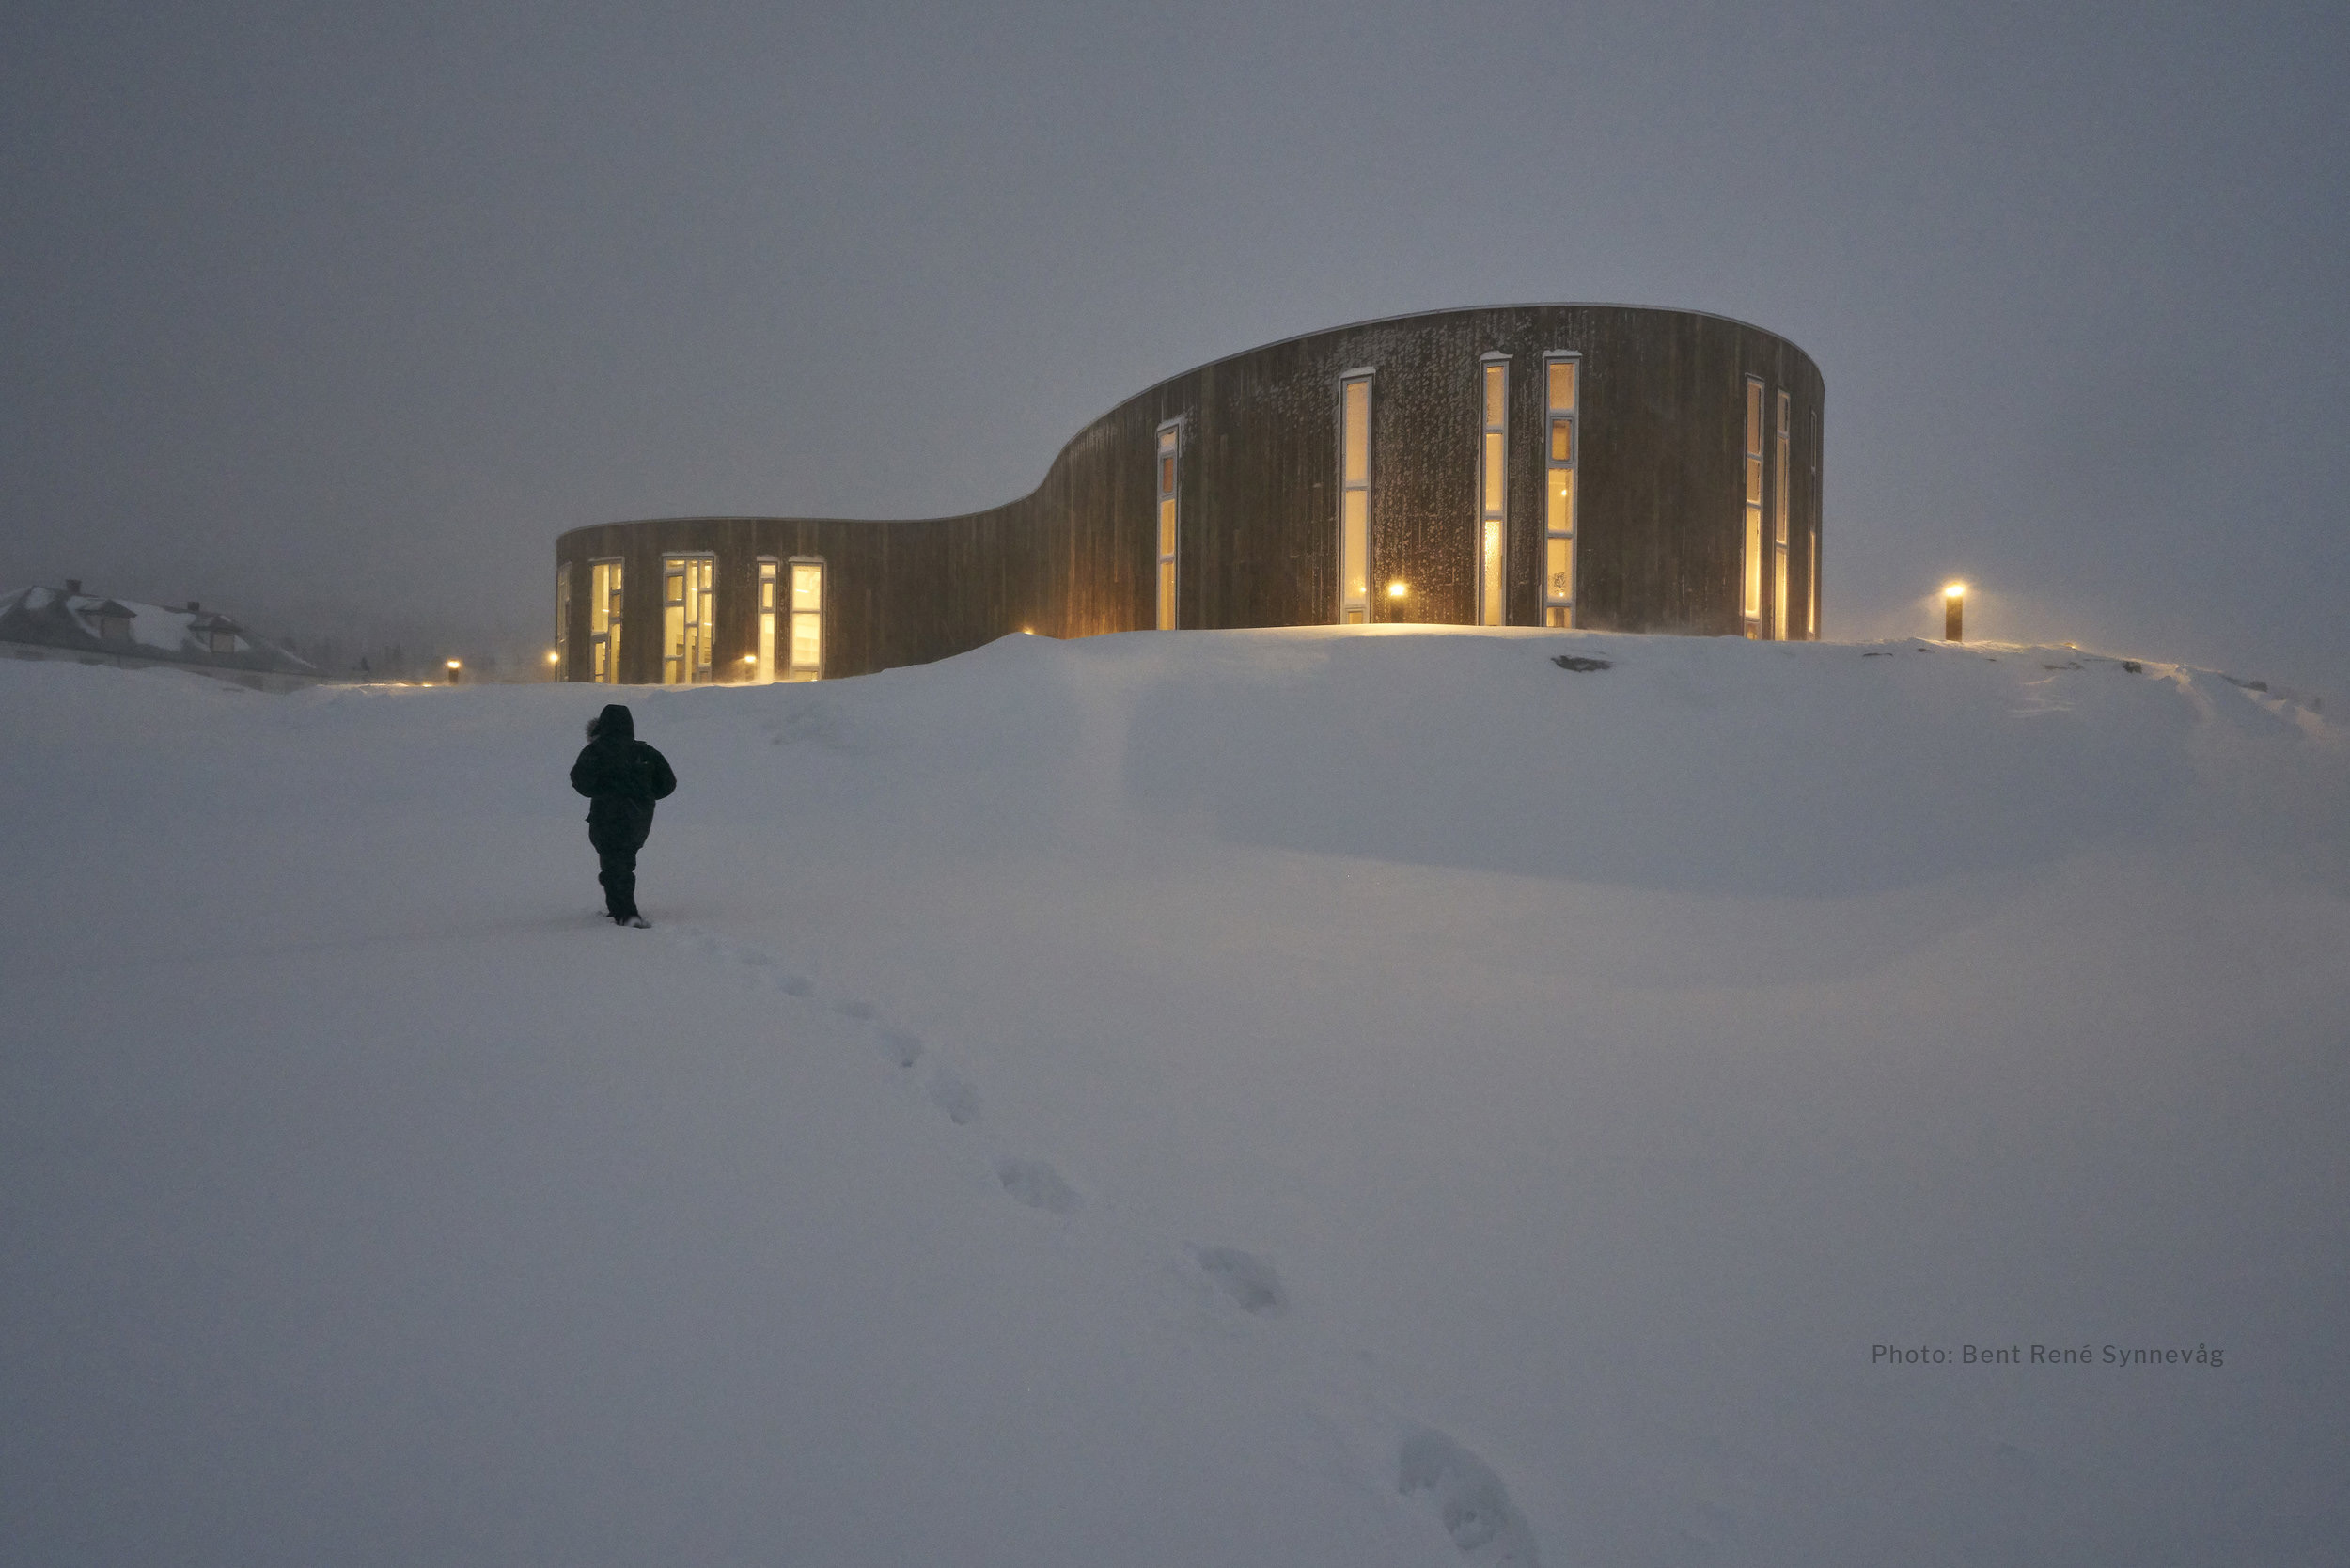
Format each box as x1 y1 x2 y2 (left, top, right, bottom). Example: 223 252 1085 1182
4 628 2344 1566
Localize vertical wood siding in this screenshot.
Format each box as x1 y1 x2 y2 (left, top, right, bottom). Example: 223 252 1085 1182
555 306 1825 682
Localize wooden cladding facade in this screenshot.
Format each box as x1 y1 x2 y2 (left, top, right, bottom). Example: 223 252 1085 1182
555 305 1824 682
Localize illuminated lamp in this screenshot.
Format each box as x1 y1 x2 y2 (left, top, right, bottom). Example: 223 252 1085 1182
1943 582 1966 643
1386 581 1408 599
445 657 462 684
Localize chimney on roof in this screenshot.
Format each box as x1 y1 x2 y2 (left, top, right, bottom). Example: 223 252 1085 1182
65 578 81 595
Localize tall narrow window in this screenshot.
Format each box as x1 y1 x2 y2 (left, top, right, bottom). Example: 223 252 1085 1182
1808 523 1820 638
786 558 823 682
1743 377 1764 637
662 555 714 685
757 557 779 682
1543 355 1579 628
1809 417 1822 638
1155 422 1180 631
590 558 623 682
556 564 572 680
1339 373 1372 623
1478 356 1508 626
1772 389 1791 641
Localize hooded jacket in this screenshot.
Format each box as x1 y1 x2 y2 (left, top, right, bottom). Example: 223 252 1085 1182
570 704 677 838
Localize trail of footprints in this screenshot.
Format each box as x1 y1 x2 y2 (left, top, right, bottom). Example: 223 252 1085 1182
667 920 1542 1565
673 924 1077 1215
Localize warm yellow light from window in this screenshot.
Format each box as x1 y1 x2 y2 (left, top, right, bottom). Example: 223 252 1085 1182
1387 580 1408 599
1944 581 1966 599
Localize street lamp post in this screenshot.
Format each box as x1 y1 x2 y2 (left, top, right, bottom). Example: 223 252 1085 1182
1944 583 1966 643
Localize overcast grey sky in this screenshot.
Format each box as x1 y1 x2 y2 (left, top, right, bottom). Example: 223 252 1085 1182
5 0 2345 687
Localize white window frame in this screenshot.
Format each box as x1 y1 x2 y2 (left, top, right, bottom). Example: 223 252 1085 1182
785 556 825 682
589 557 623 683
1809 413 1823 638
1742 375 1765 638
1154 418 1183 631
1772 390 1792 641
1543 352 1581 628
1478 353 1509 627
662 553 716 686
1337 368 1374 624
756 556 781 683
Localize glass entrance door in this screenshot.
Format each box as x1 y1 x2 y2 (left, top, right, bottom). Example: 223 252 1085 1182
663 556 714 684
756 558 779 682
589 559 622 682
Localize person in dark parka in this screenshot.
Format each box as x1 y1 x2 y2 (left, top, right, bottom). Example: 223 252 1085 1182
570 703 676 926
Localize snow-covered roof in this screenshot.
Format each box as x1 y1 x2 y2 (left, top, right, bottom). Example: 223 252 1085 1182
0 585 320 679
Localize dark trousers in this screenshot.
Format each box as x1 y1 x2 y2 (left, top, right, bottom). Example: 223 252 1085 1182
588 802 654 918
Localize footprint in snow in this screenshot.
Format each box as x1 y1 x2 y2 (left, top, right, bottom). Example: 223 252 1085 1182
877 1027 924 1069
995 1157 1079 1214
777 974 813 997
833 998 875 1020
1193 1246 1286 1316
1399 1429 1541 1566
926 1068 979 1125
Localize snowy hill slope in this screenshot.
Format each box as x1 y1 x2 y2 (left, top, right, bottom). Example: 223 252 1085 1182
4 628 2345 1566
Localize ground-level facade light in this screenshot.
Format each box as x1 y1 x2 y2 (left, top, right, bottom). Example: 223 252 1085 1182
446 658 462 684
1944 582 1966 642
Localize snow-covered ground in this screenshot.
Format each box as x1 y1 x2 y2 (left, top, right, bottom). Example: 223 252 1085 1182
4 627 2344 1566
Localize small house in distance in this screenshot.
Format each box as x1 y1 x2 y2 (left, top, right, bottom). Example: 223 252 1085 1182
556 303 1825 684
0 581 321 692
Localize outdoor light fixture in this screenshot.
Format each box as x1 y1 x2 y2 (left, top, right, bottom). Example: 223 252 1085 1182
1387 580 1408 599
445 658 462 684
1944 582 1966 642
546 650 559 665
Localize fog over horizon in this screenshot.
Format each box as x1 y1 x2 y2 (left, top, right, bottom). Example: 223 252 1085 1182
5 0 2345 688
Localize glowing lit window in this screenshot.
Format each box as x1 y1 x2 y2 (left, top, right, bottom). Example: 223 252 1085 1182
662 555 714 685
1772 390 1791 641
1743 377 1764 637
590 558 623 682
1478 356 1508 626
756 557 779 683
786 558 823 681
1339 373 1372 623
1809 523 1820 637
1808 416 1821 638
1543 354 1579 628
556 564 572 680
1155 422 1180 631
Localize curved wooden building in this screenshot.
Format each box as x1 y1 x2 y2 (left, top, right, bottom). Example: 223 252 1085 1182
553 304 1824 684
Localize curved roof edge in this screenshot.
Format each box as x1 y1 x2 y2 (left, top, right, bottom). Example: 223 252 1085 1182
1148 301 1819 395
